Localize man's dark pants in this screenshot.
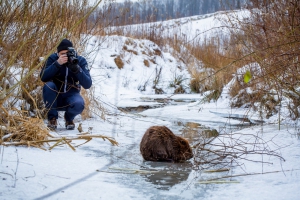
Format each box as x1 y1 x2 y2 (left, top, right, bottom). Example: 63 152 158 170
42 82 84 121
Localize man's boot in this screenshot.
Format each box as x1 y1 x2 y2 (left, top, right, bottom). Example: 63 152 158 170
47 118 57 130
65 120 75 130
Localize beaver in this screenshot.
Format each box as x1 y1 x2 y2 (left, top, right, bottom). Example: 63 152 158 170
140 126 193 162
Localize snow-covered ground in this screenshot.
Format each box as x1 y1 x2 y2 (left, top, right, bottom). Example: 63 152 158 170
1 10 300 200
1 96 300 200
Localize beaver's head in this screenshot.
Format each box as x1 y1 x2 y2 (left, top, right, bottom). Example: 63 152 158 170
173 137 193 162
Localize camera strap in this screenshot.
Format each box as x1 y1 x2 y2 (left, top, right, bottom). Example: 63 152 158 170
64 67 68 93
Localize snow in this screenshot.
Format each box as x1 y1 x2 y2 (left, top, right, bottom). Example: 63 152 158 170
1 10 300 200
2 116 300 199
116 9 250 43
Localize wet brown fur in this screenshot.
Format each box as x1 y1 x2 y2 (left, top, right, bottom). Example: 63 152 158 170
140 126 193 162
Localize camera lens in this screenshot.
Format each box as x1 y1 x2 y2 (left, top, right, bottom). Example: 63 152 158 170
70 57 78 64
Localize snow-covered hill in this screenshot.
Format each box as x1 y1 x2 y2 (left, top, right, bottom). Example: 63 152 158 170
85 35 191 98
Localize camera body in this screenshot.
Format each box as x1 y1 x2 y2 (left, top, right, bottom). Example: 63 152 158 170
67 47 79 65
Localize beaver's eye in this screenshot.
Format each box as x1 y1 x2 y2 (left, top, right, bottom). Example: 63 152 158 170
180 140 186 145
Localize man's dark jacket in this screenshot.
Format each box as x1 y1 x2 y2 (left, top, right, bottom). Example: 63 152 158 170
40 53 92 93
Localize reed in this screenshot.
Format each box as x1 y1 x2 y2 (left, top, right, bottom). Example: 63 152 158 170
0 0 116 146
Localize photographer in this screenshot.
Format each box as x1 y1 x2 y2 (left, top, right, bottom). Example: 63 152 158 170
40 39 92 130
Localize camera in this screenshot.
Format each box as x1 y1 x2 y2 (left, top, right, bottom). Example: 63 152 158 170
67 47 78 65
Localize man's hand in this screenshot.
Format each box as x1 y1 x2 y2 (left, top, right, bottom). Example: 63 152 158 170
67 63 80 74
57 53 68 65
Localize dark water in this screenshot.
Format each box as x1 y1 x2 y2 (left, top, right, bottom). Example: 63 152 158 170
139 161 194 190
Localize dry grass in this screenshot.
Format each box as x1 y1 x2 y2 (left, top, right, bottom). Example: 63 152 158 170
2 134 119 151
80 89 93 120
114 56 124 69
186 35 248 97
4 117 49 142
174 85 185 94
0 108 50 149
223 0 300 117
153 49 162 56
143 59 150 67
190 78 201 93
0 0 117 147
126 49 138 55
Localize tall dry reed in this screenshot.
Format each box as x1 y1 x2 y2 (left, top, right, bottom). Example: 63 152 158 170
0 0 114 144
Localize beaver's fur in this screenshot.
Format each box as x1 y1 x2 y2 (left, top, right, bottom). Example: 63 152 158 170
140 126 193 162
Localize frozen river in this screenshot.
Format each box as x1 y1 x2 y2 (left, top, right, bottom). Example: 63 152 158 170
1 94 300 200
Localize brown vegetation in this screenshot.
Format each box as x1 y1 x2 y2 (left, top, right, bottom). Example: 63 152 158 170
0 0 111 146
114 56 124 69
80 88 92 120
225 0 300 118
187 36 248 96
143 59 150 67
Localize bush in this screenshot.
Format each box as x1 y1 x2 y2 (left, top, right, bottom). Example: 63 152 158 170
225 0 300 118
